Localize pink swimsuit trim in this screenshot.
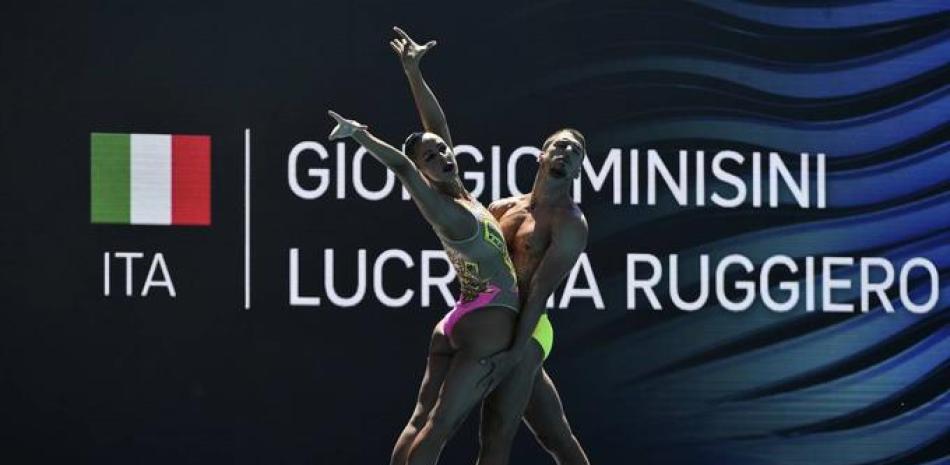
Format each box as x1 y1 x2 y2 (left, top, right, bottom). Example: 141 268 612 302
441 284 503 343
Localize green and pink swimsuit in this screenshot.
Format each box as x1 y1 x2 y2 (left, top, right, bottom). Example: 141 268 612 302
436 201 520 342
435 200 555 360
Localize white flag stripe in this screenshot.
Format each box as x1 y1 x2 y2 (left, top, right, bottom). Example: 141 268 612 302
130 134 172 225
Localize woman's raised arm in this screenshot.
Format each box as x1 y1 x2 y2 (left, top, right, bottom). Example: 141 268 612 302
390 27 453 148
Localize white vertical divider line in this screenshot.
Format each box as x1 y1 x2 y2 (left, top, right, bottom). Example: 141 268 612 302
244 128 251 310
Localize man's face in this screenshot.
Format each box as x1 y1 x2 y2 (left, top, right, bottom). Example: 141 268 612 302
540 130 585 180
412 132 458 183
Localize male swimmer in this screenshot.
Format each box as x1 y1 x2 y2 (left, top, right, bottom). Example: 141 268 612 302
476 128 591 465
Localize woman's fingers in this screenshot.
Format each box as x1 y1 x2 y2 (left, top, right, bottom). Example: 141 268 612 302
393 26 410 42
392 26 436 64
327 111 367 140
418 40 436 57
327 111 349 140
327 110 344 122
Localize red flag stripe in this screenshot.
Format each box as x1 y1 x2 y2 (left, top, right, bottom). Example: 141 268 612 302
171 135 211 225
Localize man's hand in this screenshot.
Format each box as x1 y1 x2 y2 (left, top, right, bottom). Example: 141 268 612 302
327 110 367 141
390 26 436 71
476 349 526 393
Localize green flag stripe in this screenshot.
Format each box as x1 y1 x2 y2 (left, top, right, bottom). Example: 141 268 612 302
91 133 131 223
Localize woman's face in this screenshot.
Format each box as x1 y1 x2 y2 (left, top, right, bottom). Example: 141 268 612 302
411 132 459 184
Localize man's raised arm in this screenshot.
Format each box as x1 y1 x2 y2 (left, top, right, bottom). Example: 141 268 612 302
481 213 588 386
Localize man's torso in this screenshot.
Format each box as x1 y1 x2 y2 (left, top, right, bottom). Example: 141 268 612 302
492 195 578 299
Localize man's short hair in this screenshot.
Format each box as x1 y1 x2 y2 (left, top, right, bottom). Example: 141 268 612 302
543 128 586 155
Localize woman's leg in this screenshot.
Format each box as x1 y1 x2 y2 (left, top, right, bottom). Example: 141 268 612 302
391 324 453 465
523 369 590 465
475 343 544 465
406 307 515 465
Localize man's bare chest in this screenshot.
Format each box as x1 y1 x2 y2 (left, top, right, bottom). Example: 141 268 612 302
499 207 552 262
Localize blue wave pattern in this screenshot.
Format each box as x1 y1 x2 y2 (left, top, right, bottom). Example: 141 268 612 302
691 0 948 30
539 32 950 99
595 88 947 157
508 2 950 464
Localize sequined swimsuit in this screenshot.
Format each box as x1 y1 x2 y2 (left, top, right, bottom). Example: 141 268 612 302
435 201 519 341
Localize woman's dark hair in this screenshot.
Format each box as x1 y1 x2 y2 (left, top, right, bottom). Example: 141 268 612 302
403 131 425 161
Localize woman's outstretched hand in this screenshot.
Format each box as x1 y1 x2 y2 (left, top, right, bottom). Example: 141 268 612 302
327 110 367 141
390 26 436 70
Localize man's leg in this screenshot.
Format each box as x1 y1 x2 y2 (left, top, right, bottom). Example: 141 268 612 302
523 369 590 465
476 344 544 465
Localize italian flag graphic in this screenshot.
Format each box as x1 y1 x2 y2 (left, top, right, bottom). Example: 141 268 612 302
91 133 211 225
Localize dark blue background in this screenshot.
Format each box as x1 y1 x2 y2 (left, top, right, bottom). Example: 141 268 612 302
2 1 948 464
